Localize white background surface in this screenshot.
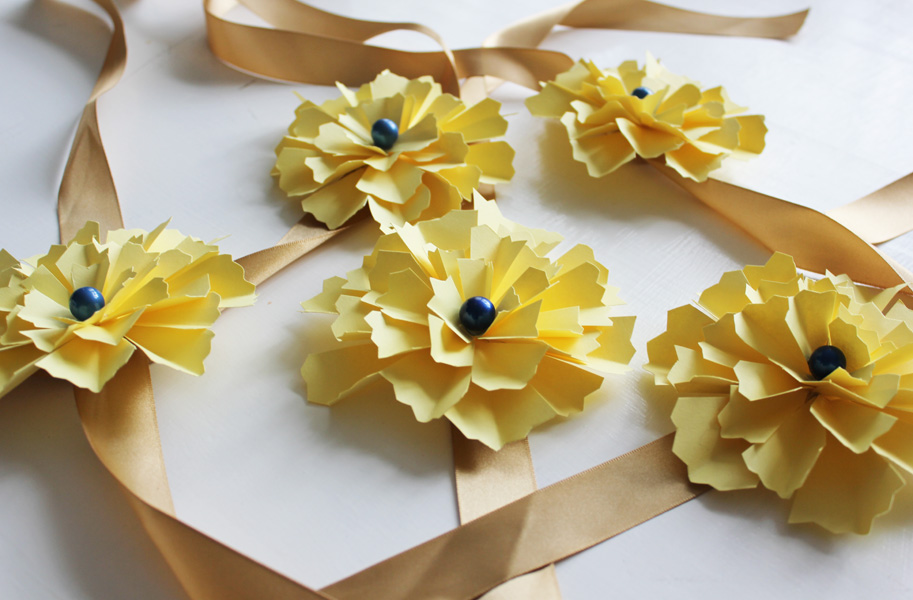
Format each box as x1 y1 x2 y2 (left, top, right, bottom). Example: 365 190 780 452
2 0 913 598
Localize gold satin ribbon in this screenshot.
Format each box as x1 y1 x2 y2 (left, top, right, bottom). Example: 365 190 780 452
57 0 125 243
826 171 913 245
461 0 807 99
204 0 575 96
323 435 703 600
452 429 562 599
483 0 807 49
77 355 701 600
36 0 913 599
650 162 913 290
236 214 357 286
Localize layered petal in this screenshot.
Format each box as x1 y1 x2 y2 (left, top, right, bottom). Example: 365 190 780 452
0 222 255 397
647 252 913 533
274 70 514 229
528 57 765 181
302 197 634 449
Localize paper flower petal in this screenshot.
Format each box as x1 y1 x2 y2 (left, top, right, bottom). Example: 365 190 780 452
275 70 514 229
528 55 765 182
302 194 635 449
646 253 913 533
0 222 256 397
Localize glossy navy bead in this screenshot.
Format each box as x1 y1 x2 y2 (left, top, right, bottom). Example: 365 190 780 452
808 345 846 380
459 296 497 336
631 86 652 99
69 286 105 321
371 118 399 151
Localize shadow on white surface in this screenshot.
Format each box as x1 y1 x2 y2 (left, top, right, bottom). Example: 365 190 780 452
0 374 187 600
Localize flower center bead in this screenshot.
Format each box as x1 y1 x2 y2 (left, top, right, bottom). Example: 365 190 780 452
631 86 652 99
808 345 847 380
69 286 105 321
371 118 399 151
459 296 497 336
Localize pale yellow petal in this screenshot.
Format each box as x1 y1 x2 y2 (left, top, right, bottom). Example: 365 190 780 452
698 269 751 318
374 269 433 325
485 300 540 339
667 345 734 395
786 290 838 358
671 395 758 490
693 118 740 152
719 389 807 444
134 294 222 329
394 112 440 153
365 311 429 359
357 161 424 205
302 343 394 405
428 314 474 368
331 295 372 341
525 78 585 118
465 141 515 184
434 165 481 199
872 419 913 475
645 304 713 384
733 360 804 400
412 172 463 223
810 398 897 454
445 384 557 450
74 309 144 345
743 406 826 499
735 296 809 375
0 345 43 398
664 143 723 182
455 258 492 300
471 340 548 391
616 117 684 158
733 115 767 156
828 317 872 373
103 278 168 318
127 326 214 376
37 337 135 393
529 355 603 416
561 113 635 178
536 307 583 338
699 313 768 368
441 97 507 141
742 252 798 288
583 317 636 373
302 277 347 314
274 146 321 196
381 351 470 421
288 101 335 138
789 442 904 534
536 262 604 312
302 170 369 230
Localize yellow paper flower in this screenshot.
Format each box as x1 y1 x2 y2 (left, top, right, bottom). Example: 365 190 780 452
526 55 766 182
0 222 256 396
301 194 635 449
646 253 913 533
273 70 515 230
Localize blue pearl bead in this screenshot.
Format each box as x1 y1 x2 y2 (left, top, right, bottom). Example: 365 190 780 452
69 286 105 322
371 118 399 151
459 296 497 336
631 86 652 99
808 345 846 380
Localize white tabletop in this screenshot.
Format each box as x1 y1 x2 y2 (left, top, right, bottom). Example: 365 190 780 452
2 0 913 598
